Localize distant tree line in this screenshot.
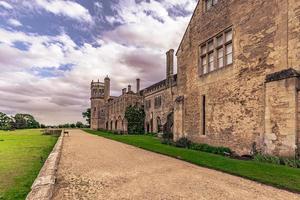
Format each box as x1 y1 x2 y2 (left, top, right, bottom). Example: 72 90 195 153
57 122 88 129
0 112 89 131
0 112 40 130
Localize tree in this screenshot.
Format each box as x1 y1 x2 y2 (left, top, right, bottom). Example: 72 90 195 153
70 123 76 128
0 112 13 130
76 121 84 128
125 105 145 134
82 108 91 127
14 114 40 129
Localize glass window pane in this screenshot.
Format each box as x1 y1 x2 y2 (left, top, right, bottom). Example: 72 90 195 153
217 48 224 68
202 56 207 74
218 58 224 68
217 48 223 58
225 30 232 42
217 35 223 46
202 56 207 66
226 53 233 65
225 43 233 65
226 43 232 54
201 45 206 55
208 41 213 51
203 66 207 74
208 53 214 71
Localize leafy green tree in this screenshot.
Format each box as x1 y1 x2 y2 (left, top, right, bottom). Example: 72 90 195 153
82 108 91 127
0 112 13 130
76 121 84 128
14 114 40 129
125 105 145 134
70 123 76 128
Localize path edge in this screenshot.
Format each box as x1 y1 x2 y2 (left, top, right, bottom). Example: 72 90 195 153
25 131 64 200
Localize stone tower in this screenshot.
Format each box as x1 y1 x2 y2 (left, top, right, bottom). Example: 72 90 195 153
166 49 174 87
90 79 106 130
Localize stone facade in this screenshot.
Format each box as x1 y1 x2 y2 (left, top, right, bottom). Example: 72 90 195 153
91 50 177 134
91 0 300 157
175 0 300 157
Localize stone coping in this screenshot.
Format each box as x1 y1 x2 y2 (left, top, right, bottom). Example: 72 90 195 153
25 131 64 200
266 68 300 83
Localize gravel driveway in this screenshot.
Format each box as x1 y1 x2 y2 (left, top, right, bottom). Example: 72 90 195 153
53 130 300 200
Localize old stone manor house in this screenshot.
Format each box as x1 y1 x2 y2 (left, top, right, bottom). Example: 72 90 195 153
91 0 300 157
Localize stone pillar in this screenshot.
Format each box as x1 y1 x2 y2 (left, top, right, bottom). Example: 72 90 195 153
122 88 127 95
104 76 110 102
174 96 184 140
128 85 132 93
136 78 140 93
166 49 174 78
264 68 300 157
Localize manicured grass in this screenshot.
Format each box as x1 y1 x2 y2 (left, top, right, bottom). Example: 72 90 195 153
0 129 58 200
84 129 300 193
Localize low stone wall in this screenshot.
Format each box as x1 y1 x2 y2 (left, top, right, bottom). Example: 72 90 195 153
42 129 62 136
26 131 64 200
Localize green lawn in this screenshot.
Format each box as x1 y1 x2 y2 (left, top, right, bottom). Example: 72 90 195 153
84 129 300 193
0 129 58 200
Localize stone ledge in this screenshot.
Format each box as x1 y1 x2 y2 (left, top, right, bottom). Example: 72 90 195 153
266 68 300 83
26 131 64 200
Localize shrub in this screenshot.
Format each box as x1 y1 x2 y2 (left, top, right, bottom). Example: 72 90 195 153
175 137 192 148
253 154 281 165
281 158 300 168
190 143 232 156
160 136 232 156
254 154 300 168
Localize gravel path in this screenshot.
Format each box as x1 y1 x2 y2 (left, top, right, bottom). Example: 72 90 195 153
53 130 300 200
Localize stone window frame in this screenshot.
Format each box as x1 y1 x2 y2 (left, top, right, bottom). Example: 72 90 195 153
154 96 162 109
199 27 233 76
203 0 219 12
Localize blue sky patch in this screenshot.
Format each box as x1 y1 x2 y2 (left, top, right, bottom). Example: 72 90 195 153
13 41 31 51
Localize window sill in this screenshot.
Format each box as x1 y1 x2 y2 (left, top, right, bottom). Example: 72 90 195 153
199 63 233 78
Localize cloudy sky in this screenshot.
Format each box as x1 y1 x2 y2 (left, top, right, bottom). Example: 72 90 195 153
0 0 197 125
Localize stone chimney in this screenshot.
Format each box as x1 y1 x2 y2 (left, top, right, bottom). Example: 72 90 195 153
166 49 174 78
122 88 127 95
104 76 110 101
136 78 140 93
128 85 132 93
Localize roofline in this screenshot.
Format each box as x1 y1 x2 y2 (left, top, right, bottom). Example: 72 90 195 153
140 74 177 92
175 0 201 56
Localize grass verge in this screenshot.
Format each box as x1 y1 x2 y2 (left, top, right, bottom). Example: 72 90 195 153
0 129 58 200
84 129 300 193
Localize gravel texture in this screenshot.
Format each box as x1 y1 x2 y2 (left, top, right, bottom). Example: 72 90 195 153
53 130 300 200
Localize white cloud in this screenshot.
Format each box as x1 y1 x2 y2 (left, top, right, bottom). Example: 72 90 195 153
8 18 22 27
0 1 13 9
0 0 197 125
35 0 93 23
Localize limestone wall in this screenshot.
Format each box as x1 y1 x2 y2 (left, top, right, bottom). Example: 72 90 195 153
91 98 105 130
106 94 142 132
265 77 298 157
175 0 299 155
144 86 177 133
288 0 300 71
